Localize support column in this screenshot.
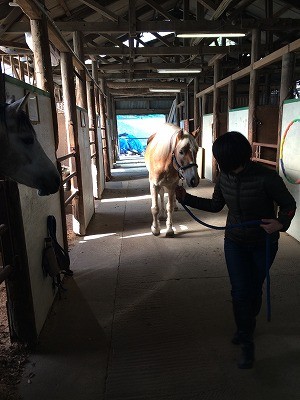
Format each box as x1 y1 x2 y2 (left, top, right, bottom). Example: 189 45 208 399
194 77 200 131
175 93 180 126
227 79 235 130
61 52 86 235
87 78 101 198
248 29 261 145
212 59 220 181
30 15 58 149
99 78 111 181
90 61 102 197
73 31 87 110
277 52 295 166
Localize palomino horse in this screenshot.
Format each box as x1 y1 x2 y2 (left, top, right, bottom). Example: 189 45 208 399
145 123 200 237
0 93 60 195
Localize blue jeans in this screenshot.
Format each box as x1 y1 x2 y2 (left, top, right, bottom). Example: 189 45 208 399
224 237 278 342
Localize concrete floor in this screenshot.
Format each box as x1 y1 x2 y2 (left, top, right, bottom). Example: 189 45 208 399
20 156 300 400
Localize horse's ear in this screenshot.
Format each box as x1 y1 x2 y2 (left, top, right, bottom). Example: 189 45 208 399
177 129 184 139
6 92 30 114
191 127 200 139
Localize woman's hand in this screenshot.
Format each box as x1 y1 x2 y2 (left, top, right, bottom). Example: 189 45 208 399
260 219 283 234
175 186 186 203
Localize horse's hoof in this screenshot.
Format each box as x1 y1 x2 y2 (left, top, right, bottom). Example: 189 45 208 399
151 226 160 236
165 230 175 238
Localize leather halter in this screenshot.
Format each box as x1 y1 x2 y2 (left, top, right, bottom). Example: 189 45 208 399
172 152 198 179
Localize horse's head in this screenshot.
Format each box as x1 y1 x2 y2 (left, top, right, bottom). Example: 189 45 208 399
0 93 61 196
173 128 200 187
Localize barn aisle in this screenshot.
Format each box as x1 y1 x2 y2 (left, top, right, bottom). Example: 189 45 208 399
20 156 300 400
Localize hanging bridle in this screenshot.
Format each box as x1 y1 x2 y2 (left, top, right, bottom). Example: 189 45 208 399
172 151 198 179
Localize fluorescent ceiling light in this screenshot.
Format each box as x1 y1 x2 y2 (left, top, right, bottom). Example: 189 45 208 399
149 88 181 93
157 68 202 73
177 33 246 38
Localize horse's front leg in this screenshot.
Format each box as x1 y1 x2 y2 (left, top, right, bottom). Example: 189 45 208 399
158 187 167 221
165 188 176 237
150 183 160 236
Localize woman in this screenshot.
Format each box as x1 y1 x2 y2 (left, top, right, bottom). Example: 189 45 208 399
175 131 296 369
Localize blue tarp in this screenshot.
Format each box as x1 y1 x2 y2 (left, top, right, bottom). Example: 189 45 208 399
119 133 144 155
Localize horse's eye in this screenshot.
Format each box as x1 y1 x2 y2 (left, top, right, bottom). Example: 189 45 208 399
21 137 34 145
179 150 184 155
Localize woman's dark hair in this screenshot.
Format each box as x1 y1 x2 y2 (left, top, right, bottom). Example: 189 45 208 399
212 131 252 173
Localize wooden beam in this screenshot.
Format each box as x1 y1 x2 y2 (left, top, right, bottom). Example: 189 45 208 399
107 81 186 89
77 0 119 22
116 108 170 114
214 0 236 20
0 8 23 37
15 0 41 19
143 0 178 21
85 44 247 56
9 19 300 34
195 0 216 13
97 62 203 71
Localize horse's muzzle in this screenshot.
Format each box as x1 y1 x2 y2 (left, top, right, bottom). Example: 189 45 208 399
38 175 61 196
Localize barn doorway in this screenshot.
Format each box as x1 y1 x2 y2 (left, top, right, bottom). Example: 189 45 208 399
117 114 166 158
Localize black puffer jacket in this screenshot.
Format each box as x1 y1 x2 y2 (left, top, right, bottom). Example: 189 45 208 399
183 161 296 244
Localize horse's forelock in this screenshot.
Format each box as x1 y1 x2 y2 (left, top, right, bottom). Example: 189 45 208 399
176 133 198 153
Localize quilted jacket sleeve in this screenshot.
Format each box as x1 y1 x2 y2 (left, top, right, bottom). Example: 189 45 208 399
264 172 296 232
183 178 226 213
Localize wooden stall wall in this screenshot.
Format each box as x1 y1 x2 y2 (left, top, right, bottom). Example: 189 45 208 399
255 105 279 165
5 77 63 335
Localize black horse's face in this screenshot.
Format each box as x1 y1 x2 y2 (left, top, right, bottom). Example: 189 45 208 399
0 94 61 195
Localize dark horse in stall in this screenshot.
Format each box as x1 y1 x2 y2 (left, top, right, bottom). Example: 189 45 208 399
0 93 60 195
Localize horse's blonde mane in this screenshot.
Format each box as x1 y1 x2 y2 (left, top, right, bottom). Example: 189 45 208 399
149 123 198 159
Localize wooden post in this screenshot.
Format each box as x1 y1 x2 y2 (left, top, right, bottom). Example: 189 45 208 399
248 28 261 145
87 78 101 198
105 88 114 167
90 61 102 197
212 59 220 181
99 78 111 181
227 80 235 130
184 85 189 125
30 16 59 149
194 77 200 131
73 31 87 110
60 52 86 235
276 52 295 167
111 95 119 161
175 93 180 126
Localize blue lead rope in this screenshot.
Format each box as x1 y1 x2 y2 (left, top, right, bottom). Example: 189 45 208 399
180 203 272 322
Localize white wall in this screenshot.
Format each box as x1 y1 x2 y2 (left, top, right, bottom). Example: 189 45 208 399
228 107 249 138
74 107 94 234
280 99 300 242
6 77 63 335
202 114 213 181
